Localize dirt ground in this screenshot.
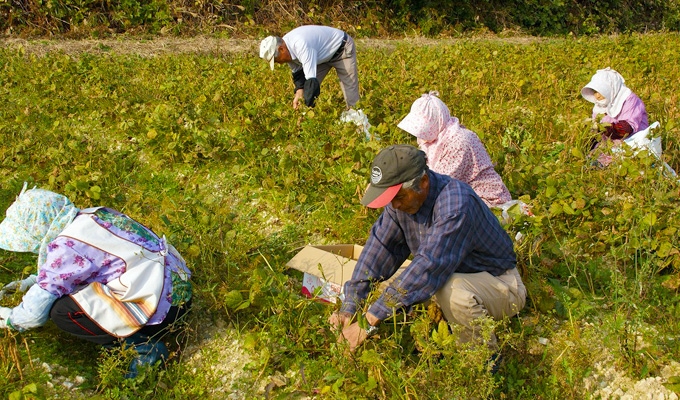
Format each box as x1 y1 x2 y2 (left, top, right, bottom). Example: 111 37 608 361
0 35 541 57
0 37 257 56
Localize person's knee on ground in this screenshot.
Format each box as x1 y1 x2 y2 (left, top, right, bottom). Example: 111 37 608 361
434 270 526 347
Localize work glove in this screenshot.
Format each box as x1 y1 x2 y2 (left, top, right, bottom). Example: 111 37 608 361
0 275 37 298
0 306 11 329
603 120 633 140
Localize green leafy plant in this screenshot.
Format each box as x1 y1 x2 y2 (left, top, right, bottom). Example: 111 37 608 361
1 33 680 398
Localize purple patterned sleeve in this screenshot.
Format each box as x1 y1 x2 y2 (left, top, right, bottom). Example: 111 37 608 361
37 236 125 297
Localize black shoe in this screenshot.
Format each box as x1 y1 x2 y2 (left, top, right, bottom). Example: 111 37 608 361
488 352 503 374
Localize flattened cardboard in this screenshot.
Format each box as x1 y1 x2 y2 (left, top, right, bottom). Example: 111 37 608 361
286 244 410 303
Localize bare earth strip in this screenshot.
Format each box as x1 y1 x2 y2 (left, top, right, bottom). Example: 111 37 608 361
0 37 258 56
0 35 540 57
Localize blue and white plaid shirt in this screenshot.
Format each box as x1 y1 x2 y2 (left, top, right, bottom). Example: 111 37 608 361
340 170 517 321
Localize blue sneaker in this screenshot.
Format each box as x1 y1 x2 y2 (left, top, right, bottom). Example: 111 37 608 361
488 352 503 374
124 336 169 379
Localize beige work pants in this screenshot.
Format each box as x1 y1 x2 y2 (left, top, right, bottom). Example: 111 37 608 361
316 36 360 108
434 268 526 347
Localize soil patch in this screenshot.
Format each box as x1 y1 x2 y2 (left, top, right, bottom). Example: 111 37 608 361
0 35 543 57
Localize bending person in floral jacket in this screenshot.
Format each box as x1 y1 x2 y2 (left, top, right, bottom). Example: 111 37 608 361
398 91 511 208
0 184 192 378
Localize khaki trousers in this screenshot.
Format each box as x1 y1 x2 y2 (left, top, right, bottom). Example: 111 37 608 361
316 36 360 108
434 268 526 346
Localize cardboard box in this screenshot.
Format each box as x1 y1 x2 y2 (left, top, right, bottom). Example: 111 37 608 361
286 244 410 303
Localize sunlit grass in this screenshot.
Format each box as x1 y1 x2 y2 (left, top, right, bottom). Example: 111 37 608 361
1 33 680 398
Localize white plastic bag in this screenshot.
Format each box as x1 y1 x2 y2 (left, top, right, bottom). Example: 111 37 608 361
340 109 376 141
623 121 661 158
622 121 678 178
494 199 533 225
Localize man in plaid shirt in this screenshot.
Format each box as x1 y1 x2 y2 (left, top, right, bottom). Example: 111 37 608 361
330 145 526 354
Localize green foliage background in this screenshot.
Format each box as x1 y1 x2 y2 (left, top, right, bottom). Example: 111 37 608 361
2 0 680 37
1 33 680 398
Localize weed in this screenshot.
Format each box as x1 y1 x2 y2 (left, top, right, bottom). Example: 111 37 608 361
1 34 680 398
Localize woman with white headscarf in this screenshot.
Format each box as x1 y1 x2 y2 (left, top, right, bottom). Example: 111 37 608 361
581 67 649 149
0 184 192 378
397 91 511 207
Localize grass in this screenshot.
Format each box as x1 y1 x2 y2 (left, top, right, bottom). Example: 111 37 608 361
1 32 680 399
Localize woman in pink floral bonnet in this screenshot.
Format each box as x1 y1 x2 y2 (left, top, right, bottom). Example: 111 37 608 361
398 91 512 207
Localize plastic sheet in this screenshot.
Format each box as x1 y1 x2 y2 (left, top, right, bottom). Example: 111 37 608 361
618 121 678 179
340 109 376 141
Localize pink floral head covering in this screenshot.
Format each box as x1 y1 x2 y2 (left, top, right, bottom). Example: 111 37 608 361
397 91 452 142
0 183 79 267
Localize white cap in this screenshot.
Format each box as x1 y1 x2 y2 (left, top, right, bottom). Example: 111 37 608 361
259 36 278 70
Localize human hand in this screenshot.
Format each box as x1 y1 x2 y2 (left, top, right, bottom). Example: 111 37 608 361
293 89 304 110
0 306 12 329
338 322 368 353
328 311 352 330
0 275 37 297
336 313 380 353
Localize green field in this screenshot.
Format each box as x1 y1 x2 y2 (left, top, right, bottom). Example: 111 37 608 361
1 33 680 399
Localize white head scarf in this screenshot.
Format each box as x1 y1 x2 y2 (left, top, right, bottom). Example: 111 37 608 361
0 183 80 267
581 67 633 118
397 91 452 142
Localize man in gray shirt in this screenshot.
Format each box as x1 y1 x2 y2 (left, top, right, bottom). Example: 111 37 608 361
260 25 360 109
